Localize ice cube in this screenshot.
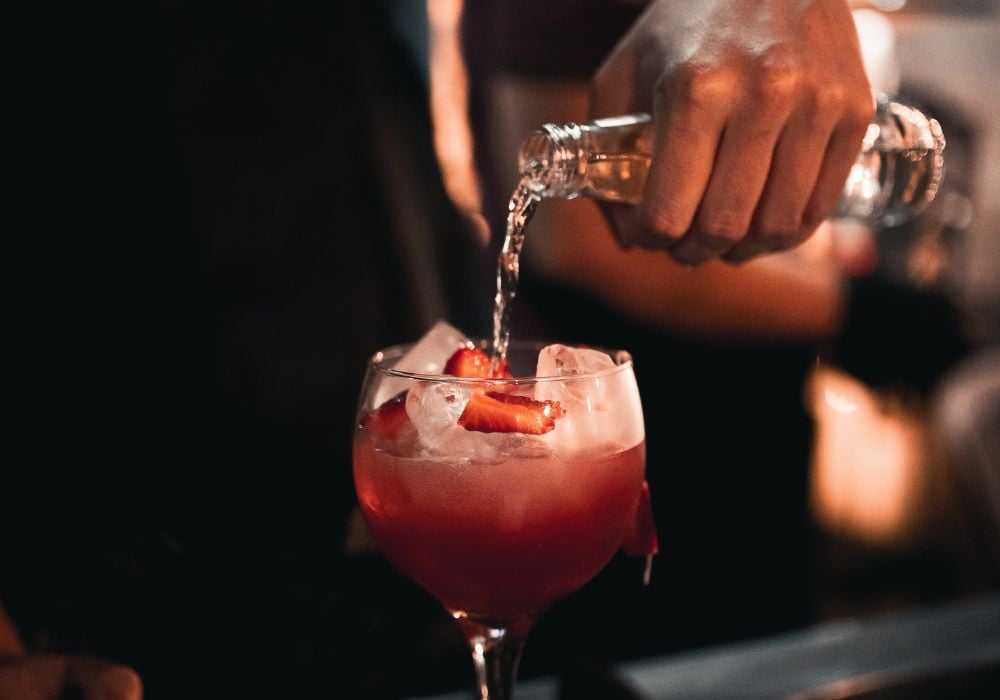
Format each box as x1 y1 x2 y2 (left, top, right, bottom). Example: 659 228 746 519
536 344 617 378
406 381 472 444
373 320 470 406
534 344 644 454
430 426 508 464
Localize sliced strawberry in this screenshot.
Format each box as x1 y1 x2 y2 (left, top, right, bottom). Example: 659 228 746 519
360 391 409 437
484 391 564 418
444 347 491 378
444 347 513 379
622 480 658 585
458 391 563 434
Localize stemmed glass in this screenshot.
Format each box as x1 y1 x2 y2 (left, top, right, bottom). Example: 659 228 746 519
353 340 649 699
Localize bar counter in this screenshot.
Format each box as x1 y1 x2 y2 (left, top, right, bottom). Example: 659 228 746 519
421 593 1000 699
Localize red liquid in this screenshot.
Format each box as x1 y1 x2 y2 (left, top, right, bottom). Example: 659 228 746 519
353 438 646 621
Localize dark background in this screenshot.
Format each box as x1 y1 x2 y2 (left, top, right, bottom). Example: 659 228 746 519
6 2 996 698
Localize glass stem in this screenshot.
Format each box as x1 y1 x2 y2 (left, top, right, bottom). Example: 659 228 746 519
457 616 534 700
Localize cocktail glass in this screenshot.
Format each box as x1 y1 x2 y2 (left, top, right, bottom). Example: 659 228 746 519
353 341 648 699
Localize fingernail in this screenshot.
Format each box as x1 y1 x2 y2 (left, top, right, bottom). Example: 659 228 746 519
97 667 143 700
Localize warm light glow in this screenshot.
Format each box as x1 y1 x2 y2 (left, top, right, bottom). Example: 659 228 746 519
809 365 928 546
427 0 489 244
850 0 907 12
862 122 880 150
853 162 879 201
870 0 906 11
824 387 859 414
853 9 900 94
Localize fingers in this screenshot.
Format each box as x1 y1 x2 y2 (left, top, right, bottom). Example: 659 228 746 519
672 107 789 264
723 92 842 263
0 655 142 700
645 58 807 264
804 96 875 228
633 65 730 250
640 85 872 266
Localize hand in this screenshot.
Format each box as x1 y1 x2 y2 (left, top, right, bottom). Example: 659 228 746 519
591 0 873 265
0 655 142 700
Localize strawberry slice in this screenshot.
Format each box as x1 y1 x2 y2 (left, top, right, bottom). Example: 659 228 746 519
458 391 563 434
444 347 513 379
444 347 491 378
622 480 658 585
485 391 564 417
360 391 409 437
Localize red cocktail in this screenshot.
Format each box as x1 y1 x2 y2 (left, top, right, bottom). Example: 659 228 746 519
353 332 654 698
354 440 645 621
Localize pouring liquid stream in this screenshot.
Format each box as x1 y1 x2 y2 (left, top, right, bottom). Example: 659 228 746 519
491 175 540 370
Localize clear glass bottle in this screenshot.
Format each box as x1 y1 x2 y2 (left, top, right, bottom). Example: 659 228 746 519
517 94 945 228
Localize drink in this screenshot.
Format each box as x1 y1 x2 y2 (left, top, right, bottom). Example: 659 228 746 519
353 336 653 698
354 439 645 620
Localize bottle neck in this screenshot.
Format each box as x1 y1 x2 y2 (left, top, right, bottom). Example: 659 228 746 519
517 122 586 198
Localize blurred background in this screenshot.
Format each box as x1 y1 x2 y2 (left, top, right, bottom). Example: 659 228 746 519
6 0 1000 698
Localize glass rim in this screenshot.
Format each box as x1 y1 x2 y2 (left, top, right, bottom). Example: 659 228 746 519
368 340 634 385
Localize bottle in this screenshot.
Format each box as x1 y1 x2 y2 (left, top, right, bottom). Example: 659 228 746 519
517 94 945 228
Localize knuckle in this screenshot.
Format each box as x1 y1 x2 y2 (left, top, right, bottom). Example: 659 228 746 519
639 204 689 240
696 211 748 245
757 217 804 243
845 95 876 132
762 229 806 248
662 63 732 111
752 52 800 107
803 83 845 124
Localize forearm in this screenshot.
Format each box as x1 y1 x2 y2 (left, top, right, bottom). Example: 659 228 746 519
526 198 846 342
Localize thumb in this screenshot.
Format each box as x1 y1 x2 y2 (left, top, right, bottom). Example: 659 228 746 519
67 657 143 700
0 655 142 700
